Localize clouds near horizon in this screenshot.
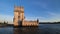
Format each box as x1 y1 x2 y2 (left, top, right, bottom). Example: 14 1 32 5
0 0 60 24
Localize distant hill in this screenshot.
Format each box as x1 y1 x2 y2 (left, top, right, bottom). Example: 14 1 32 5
39 22 60 24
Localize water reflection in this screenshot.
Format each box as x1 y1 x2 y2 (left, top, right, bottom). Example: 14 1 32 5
0 24 60 34
13 24 60 34
14 27 40 34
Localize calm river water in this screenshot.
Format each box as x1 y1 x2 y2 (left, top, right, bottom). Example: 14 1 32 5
0 24 60 34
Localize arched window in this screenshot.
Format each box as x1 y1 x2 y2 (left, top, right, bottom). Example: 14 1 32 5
18 16 20 19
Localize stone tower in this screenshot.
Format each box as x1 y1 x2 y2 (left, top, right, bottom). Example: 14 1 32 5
13 6 24 26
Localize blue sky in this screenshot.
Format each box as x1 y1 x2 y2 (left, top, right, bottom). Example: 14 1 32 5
0 0 60 24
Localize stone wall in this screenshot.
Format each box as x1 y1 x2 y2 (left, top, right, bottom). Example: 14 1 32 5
14 6 39 27
22 20 38 26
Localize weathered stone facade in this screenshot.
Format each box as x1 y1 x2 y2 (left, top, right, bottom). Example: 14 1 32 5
13 6 39 26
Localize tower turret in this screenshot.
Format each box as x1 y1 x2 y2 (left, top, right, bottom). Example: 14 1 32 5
14 6 24 26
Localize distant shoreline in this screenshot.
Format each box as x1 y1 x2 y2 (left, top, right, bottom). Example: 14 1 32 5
0 22 60 27
39 23 60 24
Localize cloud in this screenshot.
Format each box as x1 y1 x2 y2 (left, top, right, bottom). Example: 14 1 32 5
25 12 60 22
46 12 60 22
25 16 46 22
0 14 13 24
0 12 60 24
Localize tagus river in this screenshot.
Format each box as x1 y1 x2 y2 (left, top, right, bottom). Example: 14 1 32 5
0 24 60 34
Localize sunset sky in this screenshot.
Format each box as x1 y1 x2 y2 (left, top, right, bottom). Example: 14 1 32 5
0 0 60 24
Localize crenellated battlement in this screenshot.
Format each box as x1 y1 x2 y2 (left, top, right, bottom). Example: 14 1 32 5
14 6 24 12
